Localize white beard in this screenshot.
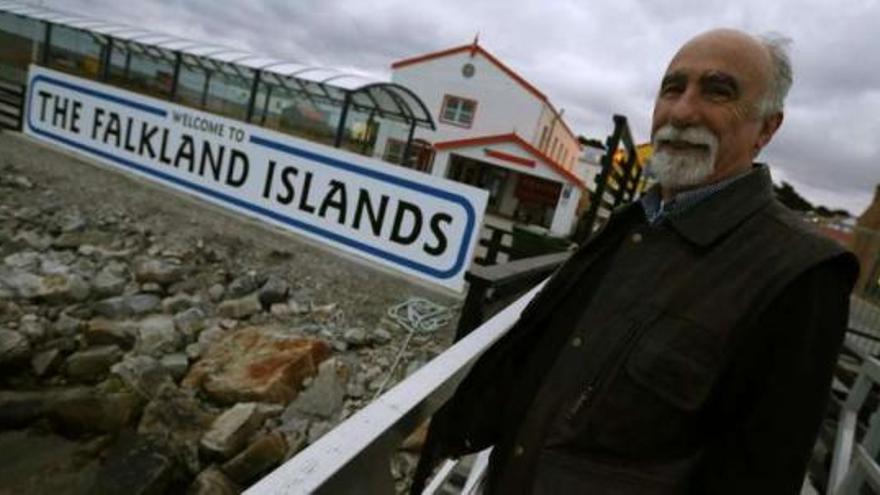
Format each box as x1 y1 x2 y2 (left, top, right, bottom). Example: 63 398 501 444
648 125 719 190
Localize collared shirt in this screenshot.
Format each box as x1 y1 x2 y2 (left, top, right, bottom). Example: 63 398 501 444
640 168 754 226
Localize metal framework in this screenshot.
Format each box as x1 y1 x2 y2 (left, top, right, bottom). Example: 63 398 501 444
0 0 435 149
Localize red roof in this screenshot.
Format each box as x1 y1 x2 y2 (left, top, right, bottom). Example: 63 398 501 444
433 133 586 189
392 43 547 102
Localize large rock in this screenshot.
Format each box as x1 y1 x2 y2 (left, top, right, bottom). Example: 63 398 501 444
217 295 262 320
0 328 30 366
134 258 184 286
200 402 264 459
138 384 216 475
66 345 123 380
285 358 348 420
134 315 182 357
221 432 287 485
183 327 330 404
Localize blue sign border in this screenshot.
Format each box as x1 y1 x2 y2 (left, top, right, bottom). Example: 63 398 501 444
26 72 478 281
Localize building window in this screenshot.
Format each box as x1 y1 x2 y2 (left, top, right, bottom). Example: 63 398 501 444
439 95 477 128
538 125 549 151
383 138 406 164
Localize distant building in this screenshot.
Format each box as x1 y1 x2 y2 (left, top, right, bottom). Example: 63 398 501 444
379 40 586 237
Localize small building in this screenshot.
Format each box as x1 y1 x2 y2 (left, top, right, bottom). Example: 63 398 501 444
378 40 586 238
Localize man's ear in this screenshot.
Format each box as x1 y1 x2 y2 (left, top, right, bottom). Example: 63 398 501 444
755 112 783 153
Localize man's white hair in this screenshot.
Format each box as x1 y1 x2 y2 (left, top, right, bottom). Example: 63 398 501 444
756 32 793 117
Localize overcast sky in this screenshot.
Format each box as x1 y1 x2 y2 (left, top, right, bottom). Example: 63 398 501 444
45 0 879 215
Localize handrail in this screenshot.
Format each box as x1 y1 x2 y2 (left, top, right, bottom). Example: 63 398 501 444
245 282 546 494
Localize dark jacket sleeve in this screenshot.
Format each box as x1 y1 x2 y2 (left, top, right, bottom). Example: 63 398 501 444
691 255 859 494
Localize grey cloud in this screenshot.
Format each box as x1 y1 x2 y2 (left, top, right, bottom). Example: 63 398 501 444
46 0 879 213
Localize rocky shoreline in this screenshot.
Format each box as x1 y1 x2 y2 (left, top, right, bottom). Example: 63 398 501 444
0 133 458 494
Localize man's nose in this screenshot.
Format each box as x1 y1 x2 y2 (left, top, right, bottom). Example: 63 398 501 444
668 90 700 127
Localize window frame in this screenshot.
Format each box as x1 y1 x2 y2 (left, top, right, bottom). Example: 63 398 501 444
438 94 478 128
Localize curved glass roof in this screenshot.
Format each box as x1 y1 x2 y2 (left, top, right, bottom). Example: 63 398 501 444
0 0 435 129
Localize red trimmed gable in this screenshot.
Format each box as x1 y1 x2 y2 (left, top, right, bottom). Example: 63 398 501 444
391 44 548 103
434 133 586 189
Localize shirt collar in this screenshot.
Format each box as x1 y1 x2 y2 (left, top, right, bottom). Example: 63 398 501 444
640 164 775 246
641 168 751 222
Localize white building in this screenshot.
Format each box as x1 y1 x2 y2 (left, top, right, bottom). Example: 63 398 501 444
375 41 586 238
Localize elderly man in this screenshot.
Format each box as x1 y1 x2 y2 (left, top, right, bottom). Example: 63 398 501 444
413 29 859 494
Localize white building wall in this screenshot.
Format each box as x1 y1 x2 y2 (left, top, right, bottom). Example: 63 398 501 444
392 51 545 144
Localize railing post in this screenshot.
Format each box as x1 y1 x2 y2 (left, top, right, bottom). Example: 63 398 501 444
455 275 492 341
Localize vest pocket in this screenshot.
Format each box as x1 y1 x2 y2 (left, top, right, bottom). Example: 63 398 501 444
580 312 722 455
625 312 722 411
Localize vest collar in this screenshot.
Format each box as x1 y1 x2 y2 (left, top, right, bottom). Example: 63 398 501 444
665 164 775 247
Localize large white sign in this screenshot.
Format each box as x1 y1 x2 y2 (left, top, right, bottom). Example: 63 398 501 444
24 66 487 291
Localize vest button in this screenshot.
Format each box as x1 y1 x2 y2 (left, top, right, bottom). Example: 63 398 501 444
572 337 582 347
631 232 643 243
514 445 525 457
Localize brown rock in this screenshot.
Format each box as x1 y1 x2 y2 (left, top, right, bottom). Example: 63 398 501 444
84 318 137 348
183 327 330 404
221 432 287 485
189 466 240 495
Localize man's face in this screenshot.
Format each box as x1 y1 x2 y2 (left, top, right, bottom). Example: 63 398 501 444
650 30 779 191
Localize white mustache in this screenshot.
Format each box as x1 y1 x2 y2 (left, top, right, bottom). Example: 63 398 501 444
653 125 718 148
